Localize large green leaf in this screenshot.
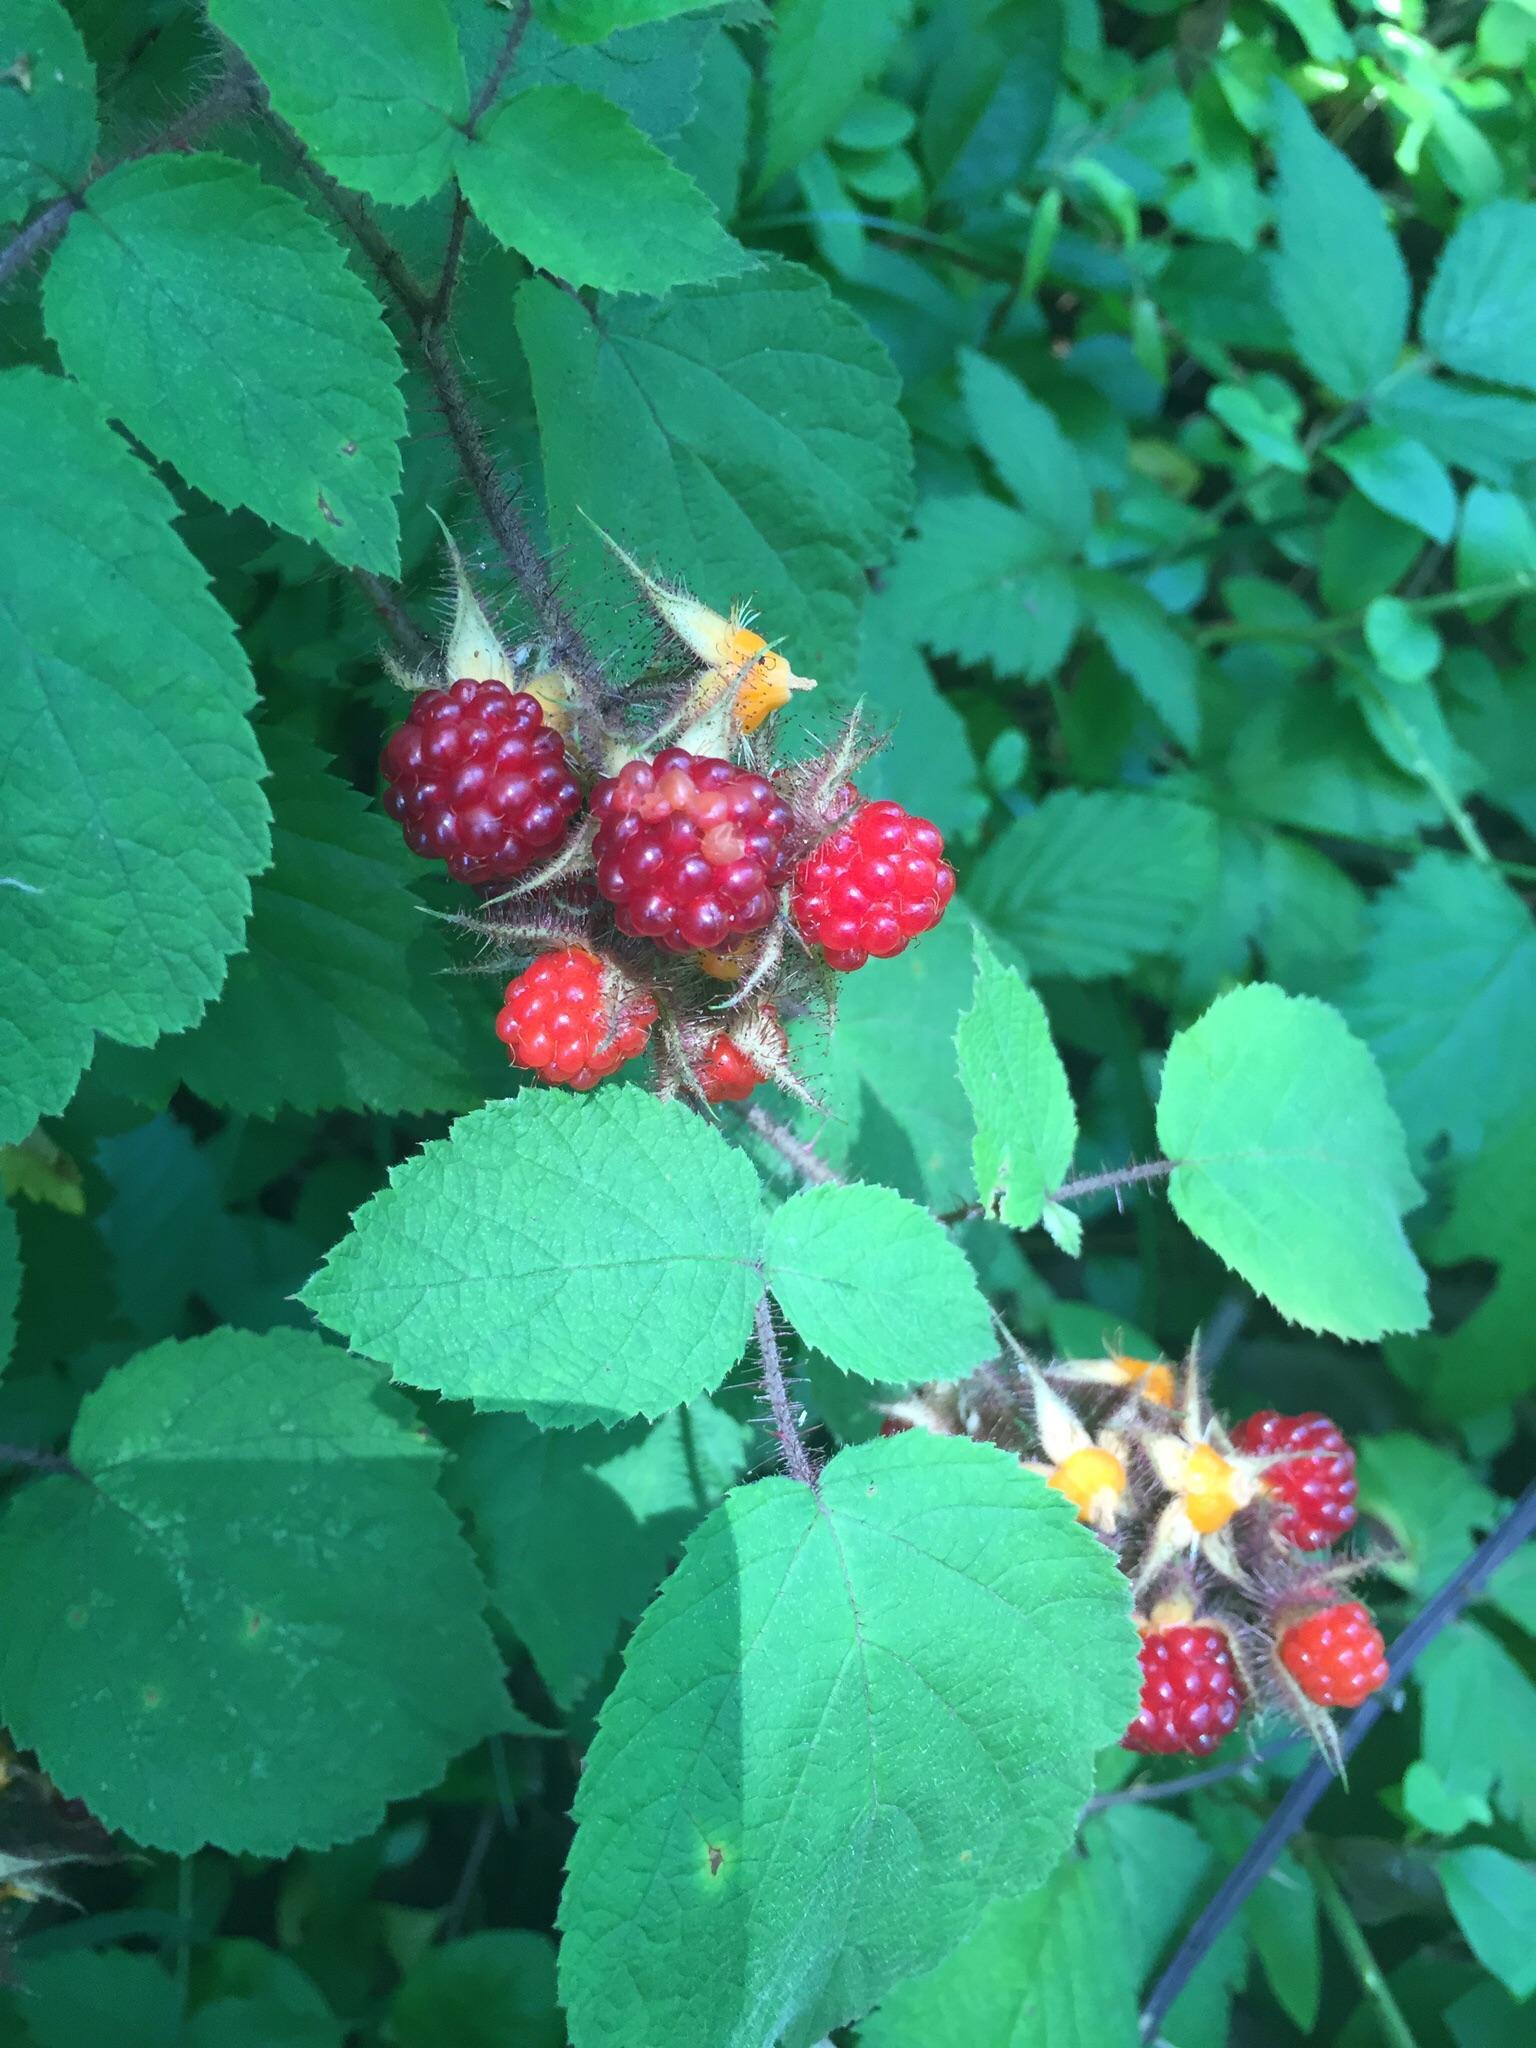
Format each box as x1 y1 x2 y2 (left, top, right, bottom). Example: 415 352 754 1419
0 0 96 226
1337 854 1536 1161
303 1090 765 1425
393 1932 563 2048
859 1830 1139 2048
1439 1847 1536 2001
45 154 405 571
0 1328 509 1854
759 0 913 187
558 1433 1138 2048
1079 571 1203 749
1271 88 1409 399
957 935 1077 1232
153 730 491 1118
460 84 748 295
1156 984 1428 1341
517 260 911 676
0 370 268 1148
884 496 1079 682
208 0 466 204
969 790 1218 977
960 349 1091 550
1422 201 1536 394
763 1183 994 1382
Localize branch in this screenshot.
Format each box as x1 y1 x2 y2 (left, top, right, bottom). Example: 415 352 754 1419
743 1103 844 1187
1052 1157 1177 1204
754 1293 817 1487
352 569 435 666
1083 1732 1307 1816
0 74 254 292
1139 1477 1536 2043
466 0 533 134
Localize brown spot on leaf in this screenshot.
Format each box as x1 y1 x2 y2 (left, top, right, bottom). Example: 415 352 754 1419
317 491 342 528
707 1844 724 1877
341 440 357 456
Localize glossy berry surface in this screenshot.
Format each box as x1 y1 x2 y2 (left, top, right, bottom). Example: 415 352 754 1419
495 948 656 1092
1123 1622 1245 1757
381 679 582 884
792 797 955 971
1279 1601 1389 1708
590 749 793 954
1233 1409 1357 1550
695 1008 787 1105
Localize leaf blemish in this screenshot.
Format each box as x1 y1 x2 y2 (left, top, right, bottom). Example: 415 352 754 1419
317 491 342 528
706 1844 724 1877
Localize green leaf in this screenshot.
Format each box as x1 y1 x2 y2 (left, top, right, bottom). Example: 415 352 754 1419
885 496 1079 682
759 0 913 188
1207 378 1308 472
504 14 712 142
207 0 467 205
151 730 489 1118
1079 571 1203 747
45 154 405 572
1328 427 1458 545
453 1406 746 1708
302 1090 764 1426
518 259 911 677
1422 201 1536 393
558 1433 1139 2048
0 1951 180 2048
1364 597 1442 683
460 85 749 296
393 1931 562 2048
1337 853 1536 1161
0 0 96 226
1457 483 1536 602
537 0 725 38
1373 372 1536 488
957 934 1077 1230
970 790 1218 978
1440 1847 1536 2001
0 1328 509 1854
859 1832 1140 2047
1271 88 1409 399
1417 1623 1536 1838
763 1183 994 1382
960 350 1091 550
0 369 268 1149
1155 983 1428 1341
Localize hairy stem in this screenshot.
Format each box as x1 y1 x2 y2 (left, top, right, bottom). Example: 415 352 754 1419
743 1104 845 1187
1083 1732 1307 1816
1052 1157 1177 1205
352 569 435 666
1140 1477 1536 2043
754 1293 817 1487
1300 1839 1421 2048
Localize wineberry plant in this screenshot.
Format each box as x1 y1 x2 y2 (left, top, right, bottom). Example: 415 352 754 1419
3 2 1536 2045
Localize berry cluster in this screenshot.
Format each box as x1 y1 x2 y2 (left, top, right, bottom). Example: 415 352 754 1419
880 1354 1387 1764
377 550 956 1107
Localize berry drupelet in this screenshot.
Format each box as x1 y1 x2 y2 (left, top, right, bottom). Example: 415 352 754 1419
381 679 582 884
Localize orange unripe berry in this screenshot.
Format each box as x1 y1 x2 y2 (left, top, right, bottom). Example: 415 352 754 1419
1183 1442 1241 1534
1047 1446 1127 1523
1117 1355 1176 1407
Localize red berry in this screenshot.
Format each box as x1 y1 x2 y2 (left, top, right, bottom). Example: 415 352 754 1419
791 796 955 972
1232 1410 1357 1551
381 679 583 884
495 948 657 1091
695 1008 787 1105
1122 1622 1246 1757
1278 1600 1388 1708
590 749 793 954
878 1415 912 1437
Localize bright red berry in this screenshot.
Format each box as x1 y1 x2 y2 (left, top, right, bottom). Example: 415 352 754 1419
791 796 955 971
1232 1410 1357 1551
695 1008 787 1105
1123 1621 1246 1757
590 750 793 954
381 679 583 884
495 948 657 1091
1278 1600 1389 1708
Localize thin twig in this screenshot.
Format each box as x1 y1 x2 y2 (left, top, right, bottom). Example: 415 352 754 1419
1083 1732 1307 1816
352 568 435 665
430 191 472 328
1140 1477 1536 2043
466 0 533 134
1052 1158 1177 1205
1300 1838 1421 2048
754 1293 817 1487
743 1103 844 1187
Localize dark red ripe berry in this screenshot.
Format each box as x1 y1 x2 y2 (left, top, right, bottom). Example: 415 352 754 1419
879 1415 913 1437
381 679 582 884
1232 1410 1357 1551
1123 1623 1245 1757
1279 1601 1389 1708
495 948 657 1091
590 749 793 954
695 1008 787 1105
792 796 955 972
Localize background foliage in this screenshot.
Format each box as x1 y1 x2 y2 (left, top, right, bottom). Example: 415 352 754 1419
2 1 1535 2044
